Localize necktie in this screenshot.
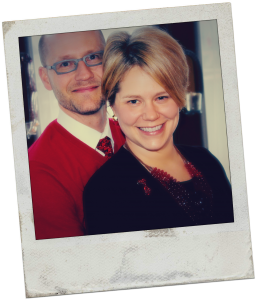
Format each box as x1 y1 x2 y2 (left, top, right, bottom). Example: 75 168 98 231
96 136 113 159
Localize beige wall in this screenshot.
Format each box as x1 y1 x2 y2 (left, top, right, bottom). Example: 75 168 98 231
198 20 230 180
31 36 59 134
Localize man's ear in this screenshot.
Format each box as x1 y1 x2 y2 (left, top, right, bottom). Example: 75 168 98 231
39 67 53 91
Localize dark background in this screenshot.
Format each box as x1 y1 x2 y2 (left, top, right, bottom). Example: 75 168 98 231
157 22 206 147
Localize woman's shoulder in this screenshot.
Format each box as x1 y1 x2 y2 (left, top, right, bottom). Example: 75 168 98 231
176 144 211 156
176 144 221 165
177 144 228 176
176 144 230 185
98 146 133 171
84 147 136 190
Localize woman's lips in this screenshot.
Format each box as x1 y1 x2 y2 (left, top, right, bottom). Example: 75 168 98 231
138 123 165 135
72 86 99 93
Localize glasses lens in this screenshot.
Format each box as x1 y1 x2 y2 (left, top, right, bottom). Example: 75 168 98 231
55 60 77 73
85 52 103 66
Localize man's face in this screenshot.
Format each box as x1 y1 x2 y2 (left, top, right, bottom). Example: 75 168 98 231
40 31 105 115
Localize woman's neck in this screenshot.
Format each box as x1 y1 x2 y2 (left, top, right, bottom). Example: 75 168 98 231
125 138 191 182
125 138 179 169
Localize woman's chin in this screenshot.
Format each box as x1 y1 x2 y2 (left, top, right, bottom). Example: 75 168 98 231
126 133 174 153
131 141 169 153
143 145 166 152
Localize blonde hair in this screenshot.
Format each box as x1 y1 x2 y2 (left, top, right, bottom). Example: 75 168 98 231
102 27 188 108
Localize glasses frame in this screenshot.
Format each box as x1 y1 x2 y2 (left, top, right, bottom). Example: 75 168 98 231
45 51 104 75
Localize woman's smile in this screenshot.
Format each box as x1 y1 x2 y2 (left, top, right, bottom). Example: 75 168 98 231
137 123 165 135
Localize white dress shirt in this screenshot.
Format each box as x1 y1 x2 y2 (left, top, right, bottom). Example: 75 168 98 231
57 109 114 157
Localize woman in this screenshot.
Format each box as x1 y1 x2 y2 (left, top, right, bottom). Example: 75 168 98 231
83 27 234 235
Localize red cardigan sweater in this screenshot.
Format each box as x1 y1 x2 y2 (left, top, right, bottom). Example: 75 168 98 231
28 119 125 240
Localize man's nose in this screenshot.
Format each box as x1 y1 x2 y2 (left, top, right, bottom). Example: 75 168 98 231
142 102 160 121
74 61 94 81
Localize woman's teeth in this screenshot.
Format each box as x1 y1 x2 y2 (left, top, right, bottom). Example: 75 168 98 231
139 124 162 132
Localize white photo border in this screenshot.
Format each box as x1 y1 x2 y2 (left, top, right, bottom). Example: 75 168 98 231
3 3 254 298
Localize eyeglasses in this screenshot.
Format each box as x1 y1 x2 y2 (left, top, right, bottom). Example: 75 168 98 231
45 51 104 75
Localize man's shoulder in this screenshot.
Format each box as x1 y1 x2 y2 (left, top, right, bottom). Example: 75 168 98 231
28 120 62 160
109 119 125 137
28 119 96 164
109 118 119 128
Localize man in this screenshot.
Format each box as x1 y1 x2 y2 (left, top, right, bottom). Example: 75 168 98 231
28 31 125 240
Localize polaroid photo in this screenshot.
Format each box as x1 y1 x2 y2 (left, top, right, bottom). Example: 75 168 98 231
2 2 254 298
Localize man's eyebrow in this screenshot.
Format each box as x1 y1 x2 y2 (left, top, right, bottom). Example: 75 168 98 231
57 55 75 61
56 49 104 62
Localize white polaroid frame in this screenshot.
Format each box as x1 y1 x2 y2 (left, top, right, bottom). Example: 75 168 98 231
3 2 254 298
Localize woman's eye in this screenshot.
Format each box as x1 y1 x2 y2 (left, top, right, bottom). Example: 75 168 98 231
157 96 168 100
128 100 139 104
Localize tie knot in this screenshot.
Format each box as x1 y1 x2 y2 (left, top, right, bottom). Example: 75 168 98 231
96 136 113 159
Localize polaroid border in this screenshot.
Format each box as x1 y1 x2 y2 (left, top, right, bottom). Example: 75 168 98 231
3 3 254 298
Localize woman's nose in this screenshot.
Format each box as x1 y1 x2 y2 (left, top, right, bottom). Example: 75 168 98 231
142 102 160 121
74 61 94 81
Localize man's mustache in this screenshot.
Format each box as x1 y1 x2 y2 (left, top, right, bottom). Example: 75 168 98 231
69 80 102 91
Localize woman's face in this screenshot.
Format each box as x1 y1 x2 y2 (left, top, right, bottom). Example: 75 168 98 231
112 66 180 152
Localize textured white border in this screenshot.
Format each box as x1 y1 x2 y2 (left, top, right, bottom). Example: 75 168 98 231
2 3 254 298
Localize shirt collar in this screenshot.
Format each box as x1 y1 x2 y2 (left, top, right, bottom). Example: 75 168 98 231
57 108 113 151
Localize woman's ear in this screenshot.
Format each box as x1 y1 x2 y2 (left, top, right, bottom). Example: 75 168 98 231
111 104 117 117
39 67 53 91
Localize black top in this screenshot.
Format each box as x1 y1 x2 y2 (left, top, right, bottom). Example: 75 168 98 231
83 145 234 235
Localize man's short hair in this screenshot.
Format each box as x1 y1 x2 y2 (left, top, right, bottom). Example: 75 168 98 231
38 35 48 67
102 27 189 108
38 31 105 68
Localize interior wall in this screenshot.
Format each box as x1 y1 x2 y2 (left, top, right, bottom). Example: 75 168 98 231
31 36 60 133
197 20 230 180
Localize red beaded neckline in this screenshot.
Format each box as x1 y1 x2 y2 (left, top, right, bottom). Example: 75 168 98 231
123 142 202 182
123 143 213 224
150 161 203 184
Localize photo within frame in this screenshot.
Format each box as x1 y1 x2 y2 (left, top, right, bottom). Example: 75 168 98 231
20 20 234 239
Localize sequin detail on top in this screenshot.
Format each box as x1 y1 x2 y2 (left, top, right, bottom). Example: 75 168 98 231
124 143 214 225
137 179 151 196
150 162 214 224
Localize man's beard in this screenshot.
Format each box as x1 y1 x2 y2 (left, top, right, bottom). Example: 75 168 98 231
52 82 106 115
61 97 106 115
77 99 106 115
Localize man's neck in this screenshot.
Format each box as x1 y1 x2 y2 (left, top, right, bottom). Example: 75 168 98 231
59 105 107 133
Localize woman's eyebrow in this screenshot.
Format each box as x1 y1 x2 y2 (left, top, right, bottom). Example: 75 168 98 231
122 91 168 99
122 95 141 99
154 91 169 97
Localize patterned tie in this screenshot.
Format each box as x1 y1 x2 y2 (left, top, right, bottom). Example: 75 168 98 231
96 136 113 159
